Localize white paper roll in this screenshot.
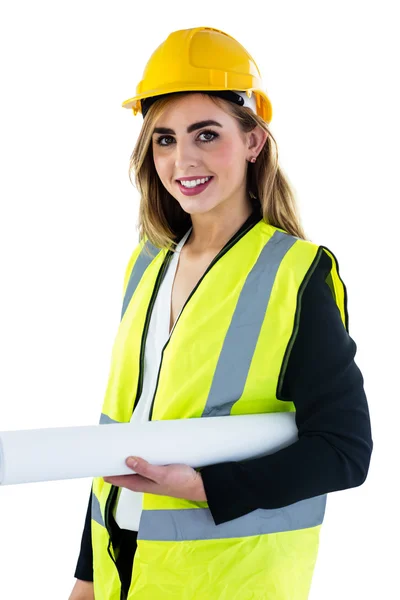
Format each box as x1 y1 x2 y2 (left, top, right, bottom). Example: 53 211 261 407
0 413 298 486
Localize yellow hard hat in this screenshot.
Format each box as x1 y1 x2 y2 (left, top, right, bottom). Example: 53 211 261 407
121 26 273 123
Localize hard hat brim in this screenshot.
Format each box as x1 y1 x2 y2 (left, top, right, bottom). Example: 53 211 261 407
122 86 272 123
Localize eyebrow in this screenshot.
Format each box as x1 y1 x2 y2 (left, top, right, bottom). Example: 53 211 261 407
152 120 223 135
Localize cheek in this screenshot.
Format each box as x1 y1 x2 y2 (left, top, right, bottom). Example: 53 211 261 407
153 153 170 180
211 141 239 172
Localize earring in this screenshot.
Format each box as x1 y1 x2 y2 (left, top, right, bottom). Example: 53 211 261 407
250 157 257 163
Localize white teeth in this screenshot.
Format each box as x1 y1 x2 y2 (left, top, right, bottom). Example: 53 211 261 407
180 176 211 188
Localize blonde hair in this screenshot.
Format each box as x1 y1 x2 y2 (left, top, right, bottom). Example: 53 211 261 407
128 92 308 255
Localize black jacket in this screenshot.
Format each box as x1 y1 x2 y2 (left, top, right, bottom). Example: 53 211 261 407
74 212 373 582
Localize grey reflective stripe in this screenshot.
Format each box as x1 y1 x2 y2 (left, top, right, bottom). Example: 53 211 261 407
91 492 105 527
99 413 120 425
138 494 327 541
203 230 297 417
121 240 161 320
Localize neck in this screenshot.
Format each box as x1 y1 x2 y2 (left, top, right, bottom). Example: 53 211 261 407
186 197 255 254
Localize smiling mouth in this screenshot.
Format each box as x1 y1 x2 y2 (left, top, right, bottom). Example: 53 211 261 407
176 176 214 195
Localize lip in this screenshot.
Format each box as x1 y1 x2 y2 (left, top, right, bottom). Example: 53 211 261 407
177 176 214 196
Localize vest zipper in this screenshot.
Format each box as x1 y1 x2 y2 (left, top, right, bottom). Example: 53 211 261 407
103 251 174 586
148 218 260 421
133 252 174 415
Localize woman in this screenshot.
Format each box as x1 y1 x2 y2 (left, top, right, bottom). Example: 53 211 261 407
69 26 373 600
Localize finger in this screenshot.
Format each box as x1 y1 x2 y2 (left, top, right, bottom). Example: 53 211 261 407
103 473 157 493
103 474 138 486
126 456 162 483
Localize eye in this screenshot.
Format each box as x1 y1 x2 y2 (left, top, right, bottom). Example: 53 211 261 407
155 130 219 146
155 135 174 146
199 130 218 143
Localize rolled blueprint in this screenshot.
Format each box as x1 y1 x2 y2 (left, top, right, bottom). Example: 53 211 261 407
0 413 298 486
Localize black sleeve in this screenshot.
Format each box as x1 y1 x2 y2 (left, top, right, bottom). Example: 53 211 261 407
200 249 374 525
73 487 94 581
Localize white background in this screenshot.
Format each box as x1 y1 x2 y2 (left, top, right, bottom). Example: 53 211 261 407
0 1 398 598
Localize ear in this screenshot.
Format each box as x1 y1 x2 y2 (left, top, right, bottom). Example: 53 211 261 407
247 127 269 157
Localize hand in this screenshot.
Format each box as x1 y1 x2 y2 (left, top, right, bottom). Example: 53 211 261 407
103 456 207 502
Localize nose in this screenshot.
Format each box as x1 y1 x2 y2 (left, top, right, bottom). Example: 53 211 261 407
173 139 200 171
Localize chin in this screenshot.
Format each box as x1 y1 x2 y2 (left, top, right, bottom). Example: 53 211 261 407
181 195 220 210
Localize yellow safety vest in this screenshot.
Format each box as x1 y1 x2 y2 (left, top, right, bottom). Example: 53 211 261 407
90 216 347 600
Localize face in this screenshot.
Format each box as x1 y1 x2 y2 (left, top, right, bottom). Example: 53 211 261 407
151 93 263 217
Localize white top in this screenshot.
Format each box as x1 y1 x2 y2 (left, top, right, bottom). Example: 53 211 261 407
113 226 193 531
